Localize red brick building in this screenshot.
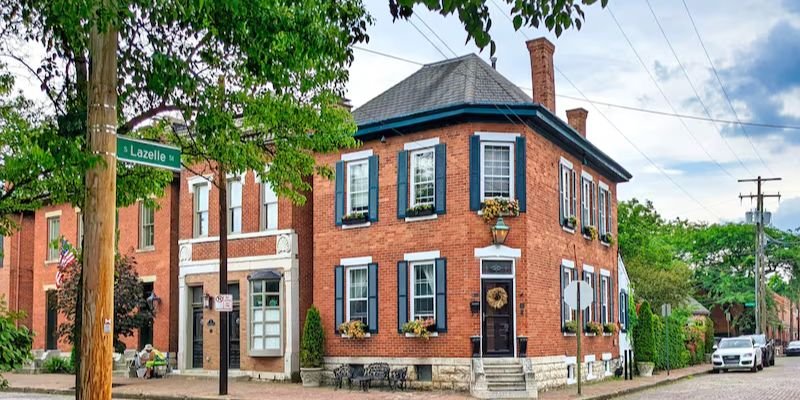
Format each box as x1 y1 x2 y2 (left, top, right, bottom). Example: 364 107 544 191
176 163 314 379
0 212 35 329
312 38 630 397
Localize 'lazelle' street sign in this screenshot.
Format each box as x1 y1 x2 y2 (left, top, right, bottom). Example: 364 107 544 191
117 135 181 172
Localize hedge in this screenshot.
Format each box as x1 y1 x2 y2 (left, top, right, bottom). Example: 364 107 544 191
634 301 656 363
653 311 690 370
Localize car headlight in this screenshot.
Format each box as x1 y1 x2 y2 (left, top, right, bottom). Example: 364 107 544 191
712 354 721 359
742 353 753 358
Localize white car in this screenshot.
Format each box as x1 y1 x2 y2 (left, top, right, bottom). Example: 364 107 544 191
712 337 763 373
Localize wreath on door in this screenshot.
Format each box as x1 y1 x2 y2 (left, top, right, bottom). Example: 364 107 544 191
486 287 508 310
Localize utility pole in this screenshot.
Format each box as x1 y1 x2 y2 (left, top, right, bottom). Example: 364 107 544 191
80 6 118 399
739 176 781 335
217 76 229 396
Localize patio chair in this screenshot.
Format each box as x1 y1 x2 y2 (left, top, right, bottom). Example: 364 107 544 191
389 367 408 390
333 364 353 390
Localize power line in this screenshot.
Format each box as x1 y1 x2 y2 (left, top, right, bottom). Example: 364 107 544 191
608 7 744 180
681 0 776 176
413 14 458 57
408 19 449 59
353 46 424 66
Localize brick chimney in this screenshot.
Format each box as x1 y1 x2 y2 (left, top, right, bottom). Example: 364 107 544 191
526 37 556 112
566 108 588 138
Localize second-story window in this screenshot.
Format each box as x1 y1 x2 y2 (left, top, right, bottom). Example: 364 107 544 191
481 142 514 200
47 216 60 261
581 174 596 231
410 148 435 207
76 212 84 249
335 151 379 226
261 181 278 231
139 203 155 249
470 134 526 213
193 183 209 238
346 160 369 215
227 178 242 234
559 159 577 228
599 184 612 241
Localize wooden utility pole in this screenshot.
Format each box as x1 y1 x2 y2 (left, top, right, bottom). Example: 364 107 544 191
217 76 229 396
80 10 118 400
739 176 781 335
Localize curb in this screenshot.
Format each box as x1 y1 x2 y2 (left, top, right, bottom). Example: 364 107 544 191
3 387 239 400
578 369 710 400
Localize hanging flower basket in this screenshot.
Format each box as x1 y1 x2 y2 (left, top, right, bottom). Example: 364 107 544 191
486 287 509 310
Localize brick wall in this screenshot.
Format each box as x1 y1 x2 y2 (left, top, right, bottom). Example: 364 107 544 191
312 120 620 360
0 212 35 328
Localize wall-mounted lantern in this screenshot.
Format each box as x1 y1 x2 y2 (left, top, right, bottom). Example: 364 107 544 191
203 293 213 309
146 292 162 315
491 216 510 245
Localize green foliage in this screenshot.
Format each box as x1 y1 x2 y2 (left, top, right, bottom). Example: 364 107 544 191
57 255 153 353
42 357 73 374
0 296 34 388
300 306 325 369
704 317 715 354
389 0 609 53
652 311 690 370
633 301 655 363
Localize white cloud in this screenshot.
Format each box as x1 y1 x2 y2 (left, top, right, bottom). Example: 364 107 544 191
776 87 800 119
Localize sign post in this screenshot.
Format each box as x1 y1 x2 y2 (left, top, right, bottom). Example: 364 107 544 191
565 280 594 396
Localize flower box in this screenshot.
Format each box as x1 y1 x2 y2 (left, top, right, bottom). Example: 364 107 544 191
480 198 520 222
406 205 435 218
585 321 602 335
338 320 368 339
401 318 436 340
563 217 576 230
602 323 617 334
342 212 368 225
600 233 613 245
563 320 578 334
583 226 598 241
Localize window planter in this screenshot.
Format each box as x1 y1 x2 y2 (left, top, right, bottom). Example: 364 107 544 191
600 233 614 245
480 198 520 222
338 320 368 339
582 226 598 241
563 217 577 230
563 320 578 335
602 323 617 335
342 213 368 225
401 318 436 340
406 205 435 218
584 321 602 335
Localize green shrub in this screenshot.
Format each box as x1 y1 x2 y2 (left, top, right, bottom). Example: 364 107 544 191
653 312 689 370
704 317 715 353
633 301 655 363
0 297 34 388
42 357 73 374
300 305 324 368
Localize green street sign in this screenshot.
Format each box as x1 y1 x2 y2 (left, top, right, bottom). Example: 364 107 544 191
117 135 181 172
745 302 755 307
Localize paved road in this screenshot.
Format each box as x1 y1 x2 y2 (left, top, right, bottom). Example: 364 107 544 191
0 394 71 400
619 356 800 399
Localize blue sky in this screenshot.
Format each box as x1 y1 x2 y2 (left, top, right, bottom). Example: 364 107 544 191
346 0 800 229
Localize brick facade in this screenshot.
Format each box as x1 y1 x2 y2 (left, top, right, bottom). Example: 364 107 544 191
0 212 35 329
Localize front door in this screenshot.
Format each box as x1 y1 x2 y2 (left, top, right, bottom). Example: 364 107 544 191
190 286 204 368
46 290 58 350
139 282 154 350
228 283 241 369
482 279 514 357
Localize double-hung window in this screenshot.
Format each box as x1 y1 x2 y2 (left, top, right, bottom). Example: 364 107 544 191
581 174 596 230
599 184 612 240
346 160 369 216
227 178 243 234
250 278 282 356
346 266 369 325
46 216 60 261
261 181 278 231
620 290 629 332
76 213 84 249
410 262 435 321
139 203 155 249
481 142 514 200
559 159 577 228
410 148 435 208
600 275 609 324
561 263 577 327
583 270 595 325
193 183 209 238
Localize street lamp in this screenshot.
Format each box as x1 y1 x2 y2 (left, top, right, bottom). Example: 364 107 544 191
491 216 510 245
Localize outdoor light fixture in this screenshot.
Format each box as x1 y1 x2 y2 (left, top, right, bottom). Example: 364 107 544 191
491 216 510 245
146 292 162 314
203 293 213 309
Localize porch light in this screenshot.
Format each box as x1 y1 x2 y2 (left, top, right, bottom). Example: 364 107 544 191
146 292 162 314
491 216 510 245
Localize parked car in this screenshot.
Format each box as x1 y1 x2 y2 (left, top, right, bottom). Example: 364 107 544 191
712 337 763 373
748 334 775 367
786 341 800 356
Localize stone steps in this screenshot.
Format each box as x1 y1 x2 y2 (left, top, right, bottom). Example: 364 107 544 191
477 359 532 399
484 373 525 383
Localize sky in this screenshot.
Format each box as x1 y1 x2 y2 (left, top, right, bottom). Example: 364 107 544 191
346 0 800 229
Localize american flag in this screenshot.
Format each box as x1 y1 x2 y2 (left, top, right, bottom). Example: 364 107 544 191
56 239 76 289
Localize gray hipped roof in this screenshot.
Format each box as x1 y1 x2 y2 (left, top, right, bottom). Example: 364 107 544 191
353 54 531 125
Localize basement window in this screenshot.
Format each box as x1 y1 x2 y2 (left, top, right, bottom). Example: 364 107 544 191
416 365 432 382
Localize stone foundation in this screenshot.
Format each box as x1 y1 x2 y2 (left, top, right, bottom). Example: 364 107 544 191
529 355 619 391
323 357 471 391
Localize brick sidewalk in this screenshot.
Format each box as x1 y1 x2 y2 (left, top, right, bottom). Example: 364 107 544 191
3 364 710 400
538 364 711 400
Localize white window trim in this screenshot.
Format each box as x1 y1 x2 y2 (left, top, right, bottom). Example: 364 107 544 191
564 356 577 384
345 159 370 216
227 178 243 234
600 268 611 277
138 202 155 250
562 261 576 324
585 354 597 379
260 180 279 232
341 256 372 267
249 278 283 357
226 171 247 185
600 275 609 324
341 149 373 162
476 132 520 142
192 182 211 238
46 216 61 262
409 147 436 208
561 163 574 219
559 157 574 169
44 210 62 218
186 175 212 193
403 137 439 151
581 170 594 181
409 261 436 321
345 265 369 325
479 141 515 202
562 259 575 269
583 264 595 273
404 250 440 262
598 181 609 191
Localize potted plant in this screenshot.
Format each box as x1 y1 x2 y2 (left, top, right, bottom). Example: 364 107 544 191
601 232 614 245
402 318 435 340
300 306 325 387
563 216 577 229
585 321 602 335
406 204 435 218
603 323 617 335
342 212 367 225
634 302 656 377
563 320 578 334
338 320 367 339
480 198 520 222
583 225 598 240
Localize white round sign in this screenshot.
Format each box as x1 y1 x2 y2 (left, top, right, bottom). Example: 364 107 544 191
564 280 594 311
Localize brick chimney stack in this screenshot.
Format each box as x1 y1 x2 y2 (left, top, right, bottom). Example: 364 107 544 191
526 38 556 113
566 108 588 138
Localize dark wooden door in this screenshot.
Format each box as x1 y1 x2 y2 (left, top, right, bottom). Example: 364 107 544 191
138 282 154 350
46 290 58 350
482 279 514 357
191 308 203 368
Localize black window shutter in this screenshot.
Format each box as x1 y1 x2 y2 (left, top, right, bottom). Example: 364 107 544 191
560 266 565 330
582 271 589 325
334 265 344 333
368 263 379 333
469 135 481 211
397 261 408 333
515 136 526 212
334 162 344 226
397 151 408 219
434 144 447 214
594 273 599 322
368 155 379 222
435 257 447 332
609 278 614 323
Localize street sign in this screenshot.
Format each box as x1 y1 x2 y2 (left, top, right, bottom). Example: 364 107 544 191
745 302 756 307
215 294 234 312
661 304 672 317
117 135 181 171
564 280 594 310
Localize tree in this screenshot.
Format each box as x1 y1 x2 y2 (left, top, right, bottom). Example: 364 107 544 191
389 0 610 53
300 305 324 369
634 301 655 363
0 296 34 388
56 255 153 353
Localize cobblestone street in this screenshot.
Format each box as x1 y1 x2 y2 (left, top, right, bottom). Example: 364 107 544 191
619 356 800 399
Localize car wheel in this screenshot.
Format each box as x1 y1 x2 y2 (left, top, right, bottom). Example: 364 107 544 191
770 356 775 366
757 362 764 371
722 369 728 373
751 365 758 372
